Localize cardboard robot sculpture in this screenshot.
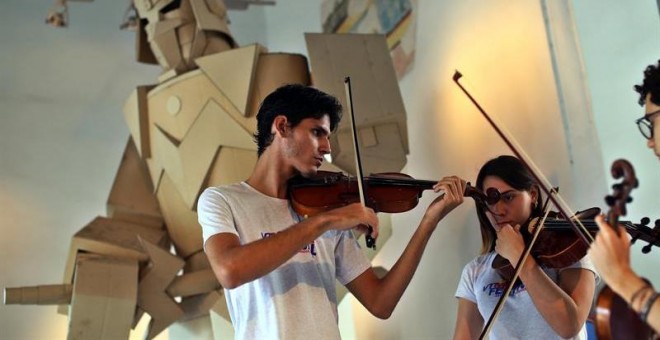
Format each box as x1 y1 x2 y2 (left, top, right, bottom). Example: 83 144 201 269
5 0 410 338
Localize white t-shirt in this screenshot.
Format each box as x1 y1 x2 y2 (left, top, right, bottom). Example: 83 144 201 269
198 182 372 339
455 252 598 340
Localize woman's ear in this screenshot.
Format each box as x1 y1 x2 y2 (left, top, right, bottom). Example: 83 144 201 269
530 185 539 206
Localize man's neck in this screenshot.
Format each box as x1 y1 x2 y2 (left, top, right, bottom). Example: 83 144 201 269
246 150 295 199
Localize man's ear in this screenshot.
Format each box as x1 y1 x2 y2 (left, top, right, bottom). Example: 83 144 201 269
272 115 289 137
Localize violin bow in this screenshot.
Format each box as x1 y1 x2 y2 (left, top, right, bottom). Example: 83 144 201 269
452 70 595 339
344 77 376 249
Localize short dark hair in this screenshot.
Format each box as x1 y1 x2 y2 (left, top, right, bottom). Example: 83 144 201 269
253 84 342 156
474 155 543 254
634 60 660 106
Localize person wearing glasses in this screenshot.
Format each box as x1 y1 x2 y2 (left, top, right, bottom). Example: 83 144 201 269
588 60 660 334
453 155 598 340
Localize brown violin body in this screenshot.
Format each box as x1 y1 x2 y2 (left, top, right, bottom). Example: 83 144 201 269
492 208 600 281
288 170 485 217
289 171 431 216
493 209 660 283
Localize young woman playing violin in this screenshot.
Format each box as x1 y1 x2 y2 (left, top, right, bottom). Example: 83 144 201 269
588 60 660 335
198 84 467 338
453 155 598 339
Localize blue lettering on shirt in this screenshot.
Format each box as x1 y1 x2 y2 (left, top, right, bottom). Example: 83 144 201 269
483 281 526 297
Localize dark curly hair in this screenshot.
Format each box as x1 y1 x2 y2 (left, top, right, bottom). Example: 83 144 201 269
475 155 543 254
253 84 342 156
634 60 660 106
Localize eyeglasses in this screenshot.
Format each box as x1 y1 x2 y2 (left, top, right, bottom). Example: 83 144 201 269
635 109 660 140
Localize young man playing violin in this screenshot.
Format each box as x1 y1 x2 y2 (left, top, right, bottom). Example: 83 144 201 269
198 84 466 339
588 60 660 334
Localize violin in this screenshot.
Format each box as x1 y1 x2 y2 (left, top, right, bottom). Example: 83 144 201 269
288 170 486 218
287 77 488 248
492 209 660 283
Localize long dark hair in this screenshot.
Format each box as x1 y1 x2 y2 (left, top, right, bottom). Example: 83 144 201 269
475 155 543 254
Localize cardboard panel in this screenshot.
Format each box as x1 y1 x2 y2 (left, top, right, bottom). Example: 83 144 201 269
136 19 159 65
183 250 212 272
190 28 209 60
151 99 255 209
190 0 231 35
146 157 165 192
246 53 311 117
156 173 203 257
151 26 183 72
195 44 264 116
203 32 234 56
68 255 138 340
149 71 219 140
177 22 197 62
123 85 156 158
4 284 72 305
305 33 409 173
150 69 260 139
333 123 407 175
179 291 221 321
137 237 185 340
166 269 219 298
62 217 167 286
205 146 257 190
107 138 163 229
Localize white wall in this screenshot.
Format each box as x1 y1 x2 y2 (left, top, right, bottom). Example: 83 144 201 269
1 0 658 339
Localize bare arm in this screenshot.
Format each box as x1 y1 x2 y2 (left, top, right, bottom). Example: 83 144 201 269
453 298 483 340
345 176 467 318
518 260 595 338
206 203 378 289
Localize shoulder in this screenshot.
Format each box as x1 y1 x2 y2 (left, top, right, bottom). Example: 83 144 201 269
461 252 496 278
199 182 249 203
560 255 600 284
466 252 495 269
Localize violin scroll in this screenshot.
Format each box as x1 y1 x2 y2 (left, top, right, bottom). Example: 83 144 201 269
604 159 639 228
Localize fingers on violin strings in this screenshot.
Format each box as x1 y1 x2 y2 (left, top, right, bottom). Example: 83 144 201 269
432 180 445 193
436 176 464 200
595 214 610 231
433 176 455 191
449 176 464 198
